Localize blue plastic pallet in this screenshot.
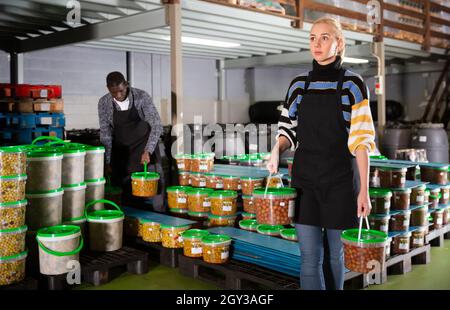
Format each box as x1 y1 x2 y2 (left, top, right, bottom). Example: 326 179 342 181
0 127 64 144
0 112 65 128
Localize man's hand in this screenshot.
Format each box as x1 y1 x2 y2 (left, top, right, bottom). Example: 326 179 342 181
141 151 151 165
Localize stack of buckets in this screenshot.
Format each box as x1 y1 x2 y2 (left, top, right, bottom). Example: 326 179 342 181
0 146 28 286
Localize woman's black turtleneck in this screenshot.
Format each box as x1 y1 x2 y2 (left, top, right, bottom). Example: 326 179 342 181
311 56 343 80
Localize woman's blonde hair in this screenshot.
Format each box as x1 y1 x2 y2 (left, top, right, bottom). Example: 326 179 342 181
312 16 346 60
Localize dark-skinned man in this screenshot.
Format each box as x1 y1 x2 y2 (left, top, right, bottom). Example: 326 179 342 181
98 71 165 211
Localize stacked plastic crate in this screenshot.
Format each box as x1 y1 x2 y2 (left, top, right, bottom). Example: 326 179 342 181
0 84 65 145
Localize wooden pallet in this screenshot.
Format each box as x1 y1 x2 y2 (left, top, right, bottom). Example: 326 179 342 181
178 254 300 290
16 98 64 113
426 224 450 247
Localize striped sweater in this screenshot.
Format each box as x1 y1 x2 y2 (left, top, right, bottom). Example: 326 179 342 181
277 58 376 156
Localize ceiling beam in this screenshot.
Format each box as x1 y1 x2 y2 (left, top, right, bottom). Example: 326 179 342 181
16 8 168 53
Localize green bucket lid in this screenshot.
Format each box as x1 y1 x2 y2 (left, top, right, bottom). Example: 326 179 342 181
187 188 214 195
239 219 258 229
191 153 211 159
203 173 224 177
27 149 63 158
131 172 160 180
56 144 86 154
209 190 237 198
86 209 124 221
369 188 392 197
85 177 106 184
0 250 28 262
63 182 87 189
181 229 210 239
37 225 80 238
256 224 284 235
240 176 264 180
201 234 231 244
286 158 294 163
167 186 191 193
370 155 388 160
280 228 297 240
83 145 105 151
160 223 191 229
0 225 27 234
208 214 237 219
0 146 24 153
391 188 412 193
174 154 190 159
188 211 208 217
0 174 27 180
341 229 388 244
221 175 239 179
242 212 256 218
253 187 296 197
242 195 254 199
169 208 188 214
0 199 27 208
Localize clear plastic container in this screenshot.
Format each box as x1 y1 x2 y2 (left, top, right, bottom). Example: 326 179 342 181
0 146 26 176
187 188 213 213
178 172 190 186
431 209 445 230
174 154 191 172
370 167 380 188
240 177 263 196
411 205 429 227
190 154 214 173
208 214 237 227
411 184 427 205
341 228 387 273
420 166 448 185
379 167 407 188
141 220 161 243
385 237 392 260
411 227 427 249
280 228 298 242
443 206 450 225
0 174 27 203
368 214 390 234
369 189 392 214
181 229 210 258
391 188 412 211
392 232 412 255
167 186 190 210
439 185 450 205
222 175 241 191
160 224 191 249
0 200 26 230
210 190 238 216
428 188 441 210
0 225 27 257
254 188 297 225
0 250 27 286
242 195 256 214
202 234 232 264
204 173 224 190
265 175 284 188
239 219 258 232
390 210 411 232
189 173 207 188
131 172 160 197
242 212 256 220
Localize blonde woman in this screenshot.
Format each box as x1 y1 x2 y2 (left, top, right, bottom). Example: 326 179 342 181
267 17 375 290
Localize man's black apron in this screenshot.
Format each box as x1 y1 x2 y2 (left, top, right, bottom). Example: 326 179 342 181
110 91 166 212
291 68 359 230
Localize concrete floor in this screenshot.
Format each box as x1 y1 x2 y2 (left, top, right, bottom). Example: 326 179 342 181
77 239 450 290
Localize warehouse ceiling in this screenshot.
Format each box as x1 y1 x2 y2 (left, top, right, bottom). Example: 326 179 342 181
0 0 448 66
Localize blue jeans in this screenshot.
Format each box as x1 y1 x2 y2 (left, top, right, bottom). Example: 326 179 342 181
295 224 345 290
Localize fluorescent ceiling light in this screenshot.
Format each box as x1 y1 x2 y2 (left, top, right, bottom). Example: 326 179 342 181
162 36 240 48
343 57 369 64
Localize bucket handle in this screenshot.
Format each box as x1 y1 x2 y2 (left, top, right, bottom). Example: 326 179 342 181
36 235 84 257
31 136 65 145
357 216 371 244
84 199 121 218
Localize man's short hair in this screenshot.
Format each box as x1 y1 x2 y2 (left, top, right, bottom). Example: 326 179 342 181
106 71 126 87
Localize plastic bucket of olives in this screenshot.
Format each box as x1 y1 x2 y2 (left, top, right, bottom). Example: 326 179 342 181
201 234 232 264
341 218 388 274
131 171 160 197
181 229 210 258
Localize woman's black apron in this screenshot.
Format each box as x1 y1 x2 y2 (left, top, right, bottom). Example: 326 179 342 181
110 91 166 212
291 68 359 230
